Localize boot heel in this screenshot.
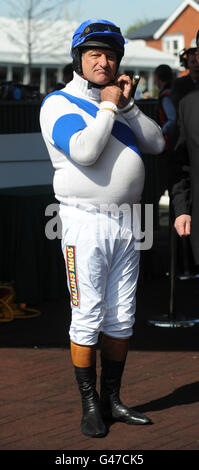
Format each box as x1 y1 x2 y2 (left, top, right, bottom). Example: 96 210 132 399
100 356 152 425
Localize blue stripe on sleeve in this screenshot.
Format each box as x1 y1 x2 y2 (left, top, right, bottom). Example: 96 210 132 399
43 90 141 158
112 121 140 155
42 90 98 118
52 113 87 155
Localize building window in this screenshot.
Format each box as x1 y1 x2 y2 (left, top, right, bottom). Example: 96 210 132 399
13 67 24 83
173 40 178 54
190 38 197 47
0 66 7 82
31 68 41 87
46 68 58 93
162 34 184 57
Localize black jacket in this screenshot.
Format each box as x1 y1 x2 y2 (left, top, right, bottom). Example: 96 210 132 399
171 74 198 110
169 89 199 264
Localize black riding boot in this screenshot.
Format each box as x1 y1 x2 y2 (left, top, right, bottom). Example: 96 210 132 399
74 364 107 437
100 355 152 425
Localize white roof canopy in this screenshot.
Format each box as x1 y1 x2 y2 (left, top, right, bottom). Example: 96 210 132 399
0 17 180 71
121 40 180 70
0 17 77 65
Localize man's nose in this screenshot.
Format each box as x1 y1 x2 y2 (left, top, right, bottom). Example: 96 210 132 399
99 54 108 67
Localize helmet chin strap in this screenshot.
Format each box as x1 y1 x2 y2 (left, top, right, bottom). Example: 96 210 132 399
87 80 105 89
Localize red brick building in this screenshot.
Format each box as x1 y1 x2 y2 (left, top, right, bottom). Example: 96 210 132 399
127 0 199 74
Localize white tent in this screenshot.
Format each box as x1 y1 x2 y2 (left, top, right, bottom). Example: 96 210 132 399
0 16 77 92
0 17 77 64
121 39 179 69
0 17 180 94
0 20 181 188
0 18 180 68
120 39 180 97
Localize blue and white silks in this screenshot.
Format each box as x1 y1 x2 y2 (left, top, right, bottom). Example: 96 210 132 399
42 90 140 158
39 72 164 207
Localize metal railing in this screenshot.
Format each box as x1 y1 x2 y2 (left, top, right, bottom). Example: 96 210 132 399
0 100 42 134
0 99 158 134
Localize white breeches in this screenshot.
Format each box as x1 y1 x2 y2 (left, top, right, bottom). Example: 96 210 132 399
60 203 140 346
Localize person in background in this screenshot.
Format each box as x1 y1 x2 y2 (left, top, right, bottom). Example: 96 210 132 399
171 47 199 111
154 64 176 149
51 63 74 91
169 36 199 277
62 63 73 84
153 64 176 201
169 30 199 275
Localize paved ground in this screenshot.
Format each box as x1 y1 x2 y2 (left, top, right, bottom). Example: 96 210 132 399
1 212 199 460
0 345 199 453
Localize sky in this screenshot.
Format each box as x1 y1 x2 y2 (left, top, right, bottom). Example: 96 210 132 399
60 0 183 33
0 0 185 34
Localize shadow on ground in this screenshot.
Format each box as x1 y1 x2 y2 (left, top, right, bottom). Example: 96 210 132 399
134 381 199 413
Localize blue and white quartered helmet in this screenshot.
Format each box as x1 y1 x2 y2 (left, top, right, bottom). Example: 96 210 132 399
71 19 125 75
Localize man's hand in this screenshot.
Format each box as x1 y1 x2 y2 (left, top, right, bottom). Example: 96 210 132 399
101 84 122 106
114 74 133 108
174 214 191 237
